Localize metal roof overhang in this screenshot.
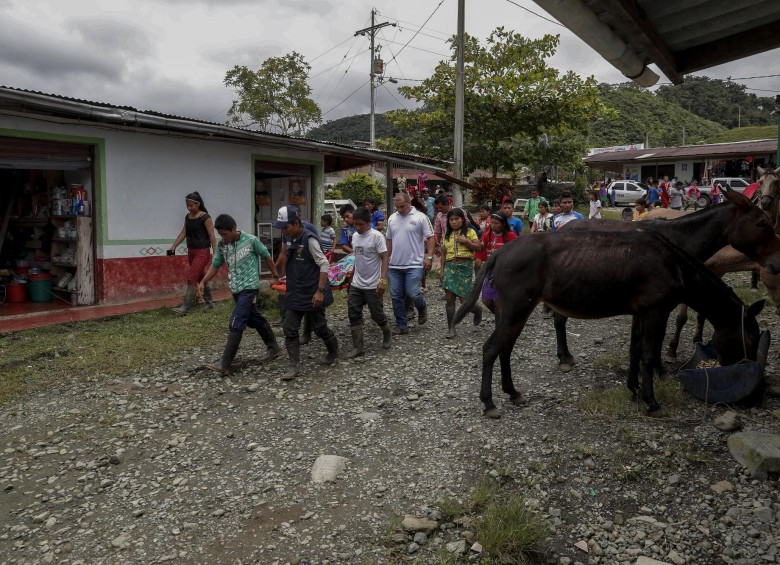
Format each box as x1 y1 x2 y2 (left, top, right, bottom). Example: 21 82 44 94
0 87 449 176
584 139 778 167
531 0 780 85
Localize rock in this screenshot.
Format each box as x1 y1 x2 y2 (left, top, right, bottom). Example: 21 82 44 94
635 558 672 565
402 515 439 534
445 539 467 555
714 411 743 432
727 432 780 474
574 540 588 553
358 412 380 422
413 532 427 545
470 541 483 553
407 542 420 554
247 383 260 393
667 474 680 486
111 532 131 549
31 511 50 524
614 511 624 525
710 480 734 494
311 455 349 483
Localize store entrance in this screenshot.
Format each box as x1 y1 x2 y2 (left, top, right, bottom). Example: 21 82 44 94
0 137 97 316
254 161 312 274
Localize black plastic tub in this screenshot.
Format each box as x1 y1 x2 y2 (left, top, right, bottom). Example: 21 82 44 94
677 331 771 404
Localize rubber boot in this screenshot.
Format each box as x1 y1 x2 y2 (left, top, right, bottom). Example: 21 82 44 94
379 322 392 349
257 325 281 362
472 303 483 326
445 304 456 339
299 314 312 345
281 342 301 381
202 285 215 311
321 336 339 365
345 324 365 358
206 331 242 375
173 285 196 315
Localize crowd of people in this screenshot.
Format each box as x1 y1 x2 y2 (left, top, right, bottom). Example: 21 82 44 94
166 181 628 380
596 175 723 215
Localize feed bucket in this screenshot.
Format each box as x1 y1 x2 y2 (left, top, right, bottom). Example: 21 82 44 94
6 283 27 303
28 273 53 303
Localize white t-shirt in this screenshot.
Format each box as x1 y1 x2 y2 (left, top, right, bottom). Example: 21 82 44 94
386 209 433 269
589 199 602 219
350 229 387 289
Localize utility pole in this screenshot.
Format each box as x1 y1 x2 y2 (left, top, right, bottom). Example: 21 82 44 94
452 0 465 207
682 126 686 146
355 10 396 148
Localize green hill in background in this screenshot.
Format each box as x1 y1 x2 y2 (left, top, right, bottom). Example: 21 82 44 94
705 125 777 144
307 113 404 144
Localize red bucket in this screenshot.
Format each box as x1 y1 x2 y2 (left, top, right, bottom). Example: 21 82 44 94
6 283 27 303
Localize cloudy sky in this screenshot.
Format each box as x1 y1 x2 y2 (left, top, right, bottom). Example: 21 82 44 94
1 0 778 127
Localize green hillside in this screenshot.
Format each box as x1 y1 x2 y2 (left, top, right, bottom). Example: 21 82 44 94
587 83 725 148
307 113 404 144
705 125 777 143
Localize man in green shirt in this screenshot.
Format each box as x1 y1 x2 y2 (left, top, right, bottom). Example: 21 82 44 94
198 214 280 374
522 188 548 230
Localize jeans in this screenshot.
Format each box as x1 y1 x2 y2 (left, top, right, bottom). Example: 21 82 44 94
388 267 426 329
283 309 333 347
229 289 274 343
348 287 388 327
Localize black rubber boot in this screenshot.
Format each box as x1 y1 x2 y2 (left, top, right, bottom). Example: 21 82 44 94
345 324 365 358
445 304 456 338
321 336 339 365
206 331 242 375
281 342 300 381
472 304 483 326
299 314 312 345
173 285 197 315
202 285 215 310
257 325 281 362
379 322 392 349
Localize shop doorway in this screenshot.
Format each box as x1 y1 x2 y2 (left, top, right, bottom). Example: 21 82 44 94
253 161 312 274
0 137 97 316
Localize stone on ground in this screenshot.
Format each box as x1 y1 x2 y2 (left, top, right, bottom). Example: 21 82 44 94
310 455 349 483
727 432 780 475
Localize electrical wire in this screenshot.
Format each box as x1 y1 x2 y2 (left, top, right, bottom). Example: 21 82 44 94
318 36 370 111
382 82 409 110
376 12 451 39
322 79 371 116
311 48 370 79
310 35 354 63
504 0 565 27
386 0 447 67
383 39 450 59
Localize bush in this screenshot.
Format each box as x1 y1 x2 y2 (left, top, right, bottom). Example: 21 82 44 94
324 187 343 200
469 176 513 207
334 173 385 207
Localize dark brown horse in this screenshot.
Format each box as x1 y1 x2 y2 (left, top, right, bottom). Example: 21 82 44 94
555 189 780 371
454 229 764 418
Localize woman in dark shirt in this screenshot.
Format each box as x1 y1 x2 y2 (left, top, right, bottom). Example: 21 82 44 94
169 192 217 313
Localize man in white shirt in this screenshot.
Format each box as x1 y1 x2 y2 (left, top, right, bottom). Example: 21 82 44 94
386 192 435 334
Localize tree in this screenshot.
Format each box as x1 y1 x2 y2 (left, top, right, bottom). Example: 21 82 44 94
381 28 608 180
333 173 384 206
224 52 322 136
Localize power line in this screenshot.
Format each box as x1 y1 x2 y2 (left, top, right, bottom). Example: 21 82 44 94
383 39 450 59
376 12 452 39
311 48 370 79
386 0 447 66
504 0 565 27
309 36 354 63
323 79 370 116
727 73 780 81
382 82 410 110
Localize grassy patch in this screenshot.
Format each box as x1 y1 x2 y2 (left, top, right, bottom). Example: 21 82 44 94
0 299 281 405
438 478 547 564
592 351 626 371
576 386 634 418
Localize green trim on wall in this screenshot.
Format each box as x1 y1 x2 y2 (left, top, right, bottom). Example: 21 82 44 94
0 128 108 245
251 153 324 226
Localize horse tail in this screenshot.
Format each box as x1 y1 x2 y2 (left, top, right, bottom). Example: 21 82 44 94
453 255 492 325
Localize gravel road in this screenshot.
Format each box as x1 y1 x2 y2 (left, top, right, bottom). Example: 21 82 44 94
1 273 779 565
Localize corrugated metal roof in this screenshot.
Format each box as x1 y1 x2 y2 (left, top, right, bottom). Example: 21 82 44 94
584 139 777 165
0 85 448 169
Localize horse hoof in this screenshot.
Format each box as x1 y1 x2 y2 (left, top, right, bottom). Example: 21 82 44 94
510 395 526 406
559 363 573 373
647 407 665 418
483 408 502 419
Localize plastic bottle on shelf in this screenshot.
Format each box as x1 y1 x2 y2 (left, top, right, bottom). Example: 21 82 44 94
71 199 78 216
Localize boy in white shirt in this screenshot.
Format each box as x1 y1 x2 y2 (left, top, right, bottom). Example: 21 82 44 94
346 206 392 357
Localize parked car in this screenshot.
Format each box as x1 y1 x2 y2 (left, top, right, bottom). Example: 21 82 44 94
512 198 528 218
324 199 357 220
608 180 648 206
710 177 751 193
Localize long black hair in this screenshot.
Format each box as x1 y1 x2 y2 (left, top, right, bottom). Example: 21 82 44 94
445 208 469 239
186 191 208 214
489 212 510 235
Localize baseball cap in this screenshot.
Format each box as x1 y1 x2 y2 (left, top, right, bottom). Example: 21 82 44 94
273 205 300 228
